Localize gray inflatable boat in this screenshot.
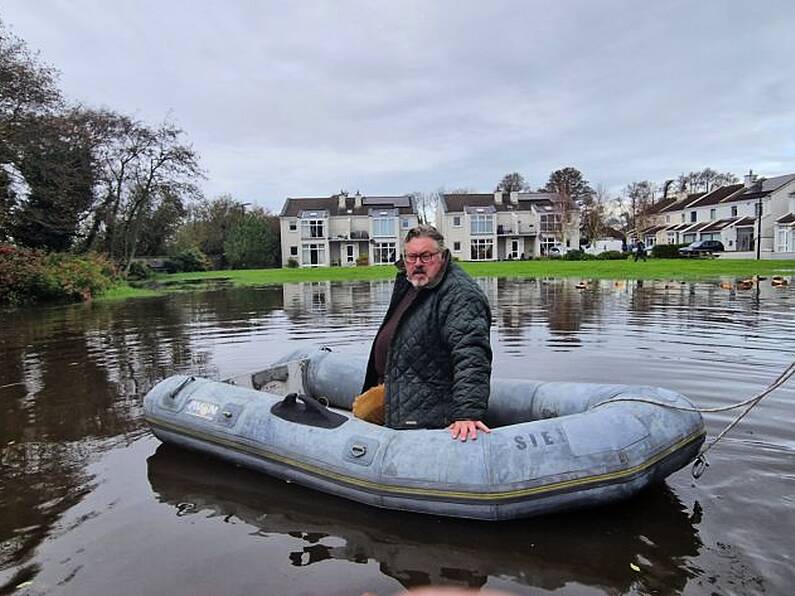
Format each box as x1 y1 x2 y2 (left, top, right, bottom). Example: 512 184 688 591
143 348 705 520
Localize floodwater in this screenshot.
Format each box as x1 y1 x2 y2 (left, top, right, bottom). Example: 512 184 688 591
1 276 794 596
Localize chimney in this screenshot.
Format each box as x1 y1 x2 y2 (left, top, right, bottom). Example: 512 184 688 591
744 169 757 188
494 191 503 205
354 190 362 209
509 191 519 205
337 193 346 210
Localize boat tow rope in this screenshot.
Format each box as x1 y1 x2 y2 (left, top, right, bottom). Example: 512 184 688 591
593 358 795 479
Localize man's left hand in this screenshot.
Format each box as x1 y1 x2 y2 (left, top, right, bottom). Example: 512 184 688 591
448 420 491 442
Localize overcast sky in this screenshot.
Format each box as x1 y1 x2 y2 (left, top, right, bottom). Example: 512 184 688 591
3 0 794 211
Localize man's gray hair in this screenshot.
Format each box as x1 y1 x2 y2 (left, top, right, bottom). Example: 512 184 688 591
404 224 445 248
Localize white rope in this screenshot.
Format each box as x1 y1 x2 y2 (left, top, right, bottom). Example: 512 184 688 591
592 359 795 478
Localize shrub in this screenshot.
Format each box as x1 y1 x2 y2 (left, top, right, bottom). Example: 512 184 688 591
651 243 687 259
356 254 369 267
1 245 117 306
563 249 585 261
286 257 299 268
128 260 154 280
596 250 627 260
172 247 211 272
46 253 116 301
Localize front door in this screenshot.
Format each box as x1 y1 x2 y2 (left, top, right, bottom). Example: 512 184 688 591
345 244 356 264
510 239 519 259
737 228 754 252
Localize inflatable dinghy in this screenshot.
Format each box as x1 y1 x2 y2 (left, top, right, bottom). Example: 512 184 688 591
143 348 705 520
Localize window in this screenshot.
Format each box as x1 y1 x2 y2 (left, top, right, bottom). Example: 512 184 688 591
681 213 685 222
682 233 696 243
667 232 676 244
540 213 561 233
470 214 493 235
290 246 298 256
710 208 716 220
666 215 670 223
731 205 738 217
755 202 763 217
301 219 324 239
690 211 697 223
777 229 790 253
373 242 397 264
401 217 411 229
372 217 395 237
289 219 297 231
452 215 462 227
540 236 557 254
301 243 325 266
470 238 493 260
453 241 461 252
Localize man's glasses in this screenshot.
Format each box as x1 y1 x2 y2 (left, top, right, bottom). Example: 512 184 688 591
405 251 440 264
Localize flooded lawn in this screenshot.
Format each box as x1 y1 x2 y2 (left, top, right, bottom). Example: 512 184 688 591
1 277 794 595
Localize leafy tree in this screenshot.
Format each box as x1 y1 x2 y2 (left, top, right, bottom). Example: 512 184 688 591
1 18 64 243
172 195 246 266
8 109 102 250
223 211 279 269
496 172 527 192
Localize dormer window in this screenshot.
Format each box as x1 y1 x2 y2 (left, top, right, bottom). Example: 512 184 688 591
452 215 462 227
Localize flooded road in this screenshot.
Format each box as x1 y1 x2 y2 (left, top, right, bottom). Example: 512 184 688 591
1 277 794 595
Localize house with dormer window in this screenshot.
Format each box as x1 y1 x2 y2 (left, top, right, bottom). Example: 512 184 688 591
436 190 580 260
279 191 418 267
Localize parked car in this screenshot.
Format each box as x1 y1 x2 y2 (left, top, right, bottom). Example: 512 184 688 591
678 240 725 257
547 244 568 257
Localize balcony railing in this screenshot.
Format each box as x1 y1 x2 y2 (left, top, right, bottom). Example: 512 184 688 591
497 223 536 235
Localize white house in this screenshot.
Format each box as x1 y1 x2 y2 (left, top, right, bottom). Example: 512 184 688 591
435 191 580 260
279 192 419 267
640 171 795 255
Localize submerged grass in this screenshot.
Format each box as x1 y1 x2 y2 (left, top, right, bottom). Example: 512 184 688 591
100 258 795 300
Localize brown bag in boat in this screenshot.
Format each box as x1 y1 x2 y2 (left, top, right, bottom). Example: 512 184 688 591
352 384 385 425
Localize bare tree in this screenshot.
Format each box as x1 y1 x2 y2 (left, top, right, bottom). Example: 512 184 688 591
496 172 527 192
580 183 611 242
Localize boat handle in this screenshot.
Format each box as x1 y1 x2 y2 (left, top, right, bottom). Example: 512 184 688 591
350 444 367 458
283 392 328 415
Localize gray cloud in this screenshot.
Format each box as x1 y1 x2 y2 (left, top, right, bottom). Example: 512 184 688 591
3 0 794 210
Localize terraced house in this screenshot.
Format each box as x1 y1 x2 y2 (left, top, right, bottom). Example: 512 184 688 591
640 171 795 257
436 190 580 260
279 192 419 267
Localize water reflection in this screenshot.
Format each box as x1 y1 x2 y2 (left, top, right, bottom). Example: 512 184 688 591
1 276 794 594
148 444 701 595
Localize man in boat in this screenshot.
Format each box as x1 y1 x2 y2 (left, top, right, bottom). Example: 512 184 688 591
355 225 493 441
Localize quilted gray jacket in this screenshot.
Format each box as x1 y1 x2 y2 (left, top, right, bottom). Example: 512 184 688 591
362 255 492 429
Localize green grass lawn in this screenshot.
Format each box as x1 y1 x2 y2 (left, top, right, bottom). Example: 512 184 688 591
98 258 795 301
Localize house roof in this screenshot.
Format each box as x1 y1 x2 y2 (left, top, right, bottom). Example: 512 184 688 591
644 196 678 215
441 192 560 213
658 192 706 213
280 194 415 217
681 221 712 234
686 184 745 208
701 218 738 232
777 213 795 225
641 225 666 235
730 174 795 203
733 216 756 227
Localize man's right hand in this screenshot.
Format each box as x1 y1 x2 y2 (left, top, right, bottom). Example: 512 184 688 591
448 420 491 442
